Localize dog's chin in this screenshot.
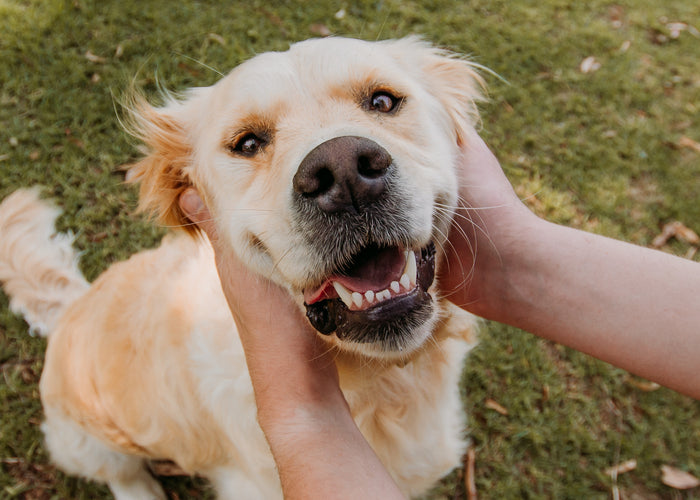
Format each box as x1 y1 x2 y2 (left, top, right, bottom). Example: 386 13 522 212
303 242 437 357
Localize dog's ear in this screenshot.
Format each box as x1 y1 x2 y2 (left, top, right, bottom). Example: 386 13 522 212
397 37 486 147
123 93 199 235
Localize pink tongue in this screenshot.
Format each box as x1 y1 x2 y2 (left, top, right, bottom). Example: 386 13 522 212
304 246 405 304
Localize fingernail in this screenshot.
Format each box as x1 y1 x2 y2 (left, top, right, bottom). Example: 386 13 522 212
180 188 204 217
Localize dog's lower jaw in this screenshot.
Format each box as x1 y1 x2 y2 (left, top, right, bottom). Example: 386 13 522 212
303 241 438 356
353 316 438 361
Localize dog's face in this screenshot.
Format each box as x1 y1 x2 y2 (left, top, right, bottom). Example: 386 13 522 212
128 37 482 358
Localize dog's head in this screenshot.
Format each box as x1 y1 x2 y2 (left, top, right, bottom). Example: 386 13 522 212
127 37 483 359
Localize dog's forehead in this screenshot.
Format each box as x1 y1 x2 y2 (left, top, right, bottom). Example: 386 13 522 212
213 38 419 111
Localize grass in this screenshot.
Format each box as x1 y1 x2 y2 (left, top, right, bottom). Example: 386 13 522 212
1 0 699 498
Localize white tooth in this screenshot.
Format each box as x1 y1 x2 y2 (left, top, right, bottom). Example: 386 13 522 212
406 250 417 286
332 282 354 308
365 290 375 303
400 273 411 290
376 290 387 302
352 292 363 308
390 281 400 293
380 289 392 301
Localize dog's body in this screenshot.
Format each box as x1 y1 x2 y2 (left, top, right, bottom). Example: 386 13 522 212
0 37 482 499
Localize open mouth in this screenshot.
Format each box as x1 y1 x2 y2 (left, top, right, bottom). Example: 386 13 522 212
303 242 436 342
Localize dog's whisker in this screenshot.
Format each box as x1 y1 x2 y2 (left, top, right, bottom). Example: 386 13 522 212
173 51 225 77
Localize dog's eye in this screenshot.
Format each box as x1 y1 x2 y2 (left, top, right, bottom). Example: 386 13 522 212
369 91 401 113
230 133 267 157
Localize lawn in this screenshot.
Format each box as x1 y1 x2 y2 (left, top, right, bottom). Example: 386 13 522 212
1 0 699 498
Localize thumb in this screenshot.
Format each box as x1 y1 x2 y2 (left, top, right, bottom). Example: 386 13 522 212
179 188 219 241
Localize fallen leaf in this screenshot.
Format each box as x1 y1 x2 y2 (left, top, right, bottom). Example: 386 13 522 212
580 56 601 73
627 377 661 392
85 50 107 63
464 448 477 500
661 465 700 489
207 33 226 46
485 398 509 415
652 221 700 248
606 459 637 476
608 5 624 28
679 136 700 153
666 22 687 39
310 23 331 37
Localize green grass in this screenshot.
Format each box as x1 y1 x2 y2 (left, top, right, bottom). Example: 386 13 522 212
1 0 699 498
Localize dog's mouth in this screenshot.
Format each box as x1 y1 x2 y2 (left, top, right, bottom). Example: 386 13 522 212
302 242 436 343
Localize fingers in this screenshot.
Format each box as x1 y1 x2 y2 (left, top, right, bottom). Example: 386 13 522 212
179 188 218 241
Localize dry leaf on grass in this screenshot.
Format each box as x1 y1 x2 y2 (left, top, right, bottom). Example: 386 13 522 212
580 56 601 73
84 50 107 63
310 23 331 37
606 459 637 476
626 377 661 392
679 136 700 153
651 221 700 248
484 398 509 415
661 465 700 489
464 448 477 500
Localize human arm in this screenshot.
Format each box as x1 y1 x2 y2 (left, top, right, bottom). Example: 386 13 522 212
178 189 404 499
440 132 700 399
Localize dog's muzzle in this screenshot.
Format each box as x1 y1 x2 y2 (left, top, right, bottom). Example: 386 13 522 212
292 136 438 349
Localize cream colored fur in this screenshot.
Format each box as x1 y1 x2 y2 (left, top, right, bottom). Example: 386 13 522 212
0 37 482 499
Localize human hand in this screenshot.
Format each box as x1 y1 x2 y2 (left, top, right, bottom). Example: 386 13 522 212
439 131 539 319
178 189 343 427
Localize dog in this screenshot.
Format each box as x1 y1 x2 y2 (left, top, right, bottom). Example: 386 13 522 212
0 37 482 499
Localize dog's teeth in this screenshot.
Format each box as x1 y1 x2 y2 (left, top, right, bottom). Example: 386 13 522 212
352 292 363 308
400 273 411 290
390 281 400 293
379 289 392 301
406 250 417 286
365 290 375 303
332 282 354 308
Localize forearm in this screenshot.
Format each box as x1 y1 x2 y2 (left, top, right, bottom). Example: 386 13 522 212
483 217 700 399
262 399 405 500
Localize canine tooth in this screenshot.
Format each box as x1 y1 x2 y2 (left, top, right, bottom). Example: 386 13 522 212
365 290 375 303
332 282 354 308
390 281 400 293
352 292 363 308
400 273 411 290
406 250 417 286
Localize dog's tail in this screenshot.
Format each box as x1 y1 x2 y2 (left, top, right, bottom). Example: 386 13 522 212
0 188 89 337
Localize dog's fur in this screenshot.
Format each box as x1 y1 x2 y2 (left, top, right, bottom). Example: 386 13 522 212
0 37 482 499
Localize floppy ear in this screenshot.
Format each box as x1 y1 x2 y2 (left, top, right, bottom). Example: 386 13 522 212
123 94 199 235
398 37 486 147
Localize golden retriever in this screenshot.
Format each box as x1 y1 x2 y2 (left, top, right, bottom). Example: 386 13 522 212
0 37 481 499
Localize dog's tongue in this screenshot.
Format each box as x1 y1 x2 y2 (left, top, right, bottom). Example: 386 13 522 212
304 246 404 304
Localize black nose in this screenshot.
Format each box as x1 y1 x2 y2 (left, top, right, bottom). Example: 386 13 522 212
293 136 392 213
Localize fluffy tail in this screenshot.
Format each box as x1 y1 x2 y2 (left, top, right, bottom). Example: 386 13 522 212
0 188 89 336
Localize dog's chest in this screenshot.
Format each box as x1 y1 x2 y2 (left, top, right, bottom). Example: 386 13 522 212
338 338 472 496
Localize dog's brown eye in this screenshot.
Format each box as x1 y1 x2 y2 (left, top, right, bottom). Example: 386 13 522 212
369 91 401 113
230 133 267 156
